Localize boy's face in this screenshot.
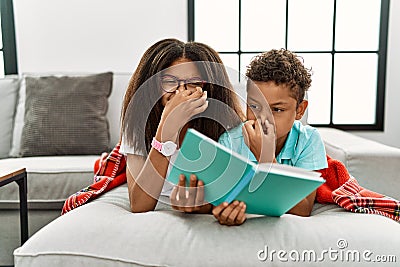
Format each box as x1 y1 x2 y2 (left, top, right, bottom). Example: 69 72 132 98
246 81 307 145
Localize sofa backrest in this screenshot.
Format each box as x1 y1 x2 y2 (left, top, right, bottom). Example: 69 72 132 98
0 76 20 158
108 73 131 147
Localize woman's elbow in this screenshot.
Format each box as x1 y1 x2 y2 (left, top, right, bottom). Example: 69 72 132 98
129 197 156 213
130 202 141 213
130 203 153 213
296 210 312 217
287 203 313 217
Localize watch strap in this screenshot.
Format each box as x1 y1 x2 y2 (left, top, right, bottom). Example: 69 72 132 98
151 138 163 153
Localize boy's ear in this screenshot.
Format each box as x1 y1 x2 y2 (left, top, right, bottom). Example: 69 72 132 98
295 100 308 120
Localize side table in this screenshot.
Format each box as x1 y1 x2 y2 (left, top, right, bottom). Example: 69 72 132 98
0 168 28 245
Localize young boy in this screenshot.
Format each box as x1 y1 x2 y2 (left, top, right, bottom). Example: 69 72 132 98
213 49 328 225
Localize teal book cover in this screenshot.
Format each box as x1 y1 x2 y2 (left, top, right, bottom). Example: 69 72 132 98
167 128 325 216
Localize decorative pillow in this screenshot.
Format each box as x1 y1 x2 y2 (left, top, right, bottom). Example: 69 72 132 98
19 72 113 157
0 76 20 158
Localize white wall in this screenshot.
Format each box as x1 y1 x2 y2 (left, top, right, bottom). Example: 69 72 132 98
351 0 400 149
13 0 187 73
13 0 400 148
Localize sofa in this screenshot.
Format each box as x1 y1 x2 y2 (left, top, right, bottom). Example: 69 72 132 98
1 72 399 266
0 72 130 266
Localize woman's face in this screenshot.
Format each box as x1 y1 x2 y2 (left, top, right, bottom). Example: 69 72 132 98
160 58 202 106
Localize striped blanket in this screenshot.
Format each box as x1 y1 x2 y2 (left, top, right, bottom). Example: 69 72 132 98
61 145 400 222
61 144 126 215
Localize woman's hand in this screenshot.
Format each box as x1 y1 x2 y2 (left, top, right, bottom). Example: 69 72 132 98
170 174 212 213
242 119 276 163
212 201 247 226
157 87 208 142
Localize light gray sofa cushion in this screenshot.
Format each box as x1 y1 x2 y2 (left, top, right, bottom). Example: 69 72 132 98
0 76 20 158
14 185 400 267
20 72 113 156
107 73 131 147
0 156 97 209
8 75 26 157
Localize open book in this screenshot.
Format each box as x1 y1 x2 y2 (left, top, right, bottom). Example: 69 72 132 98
167 128 325 216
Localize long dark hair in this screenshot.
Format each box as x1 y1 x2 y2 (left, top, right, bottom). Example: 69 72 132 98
121 38 244 155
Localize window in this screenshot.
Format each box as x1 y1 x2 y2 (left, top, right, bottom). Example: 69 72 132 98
0 0 18 77
188 0 390 130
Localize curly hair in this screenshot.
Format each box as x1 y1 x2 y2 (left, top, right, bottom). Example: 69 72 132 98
246 49 312 105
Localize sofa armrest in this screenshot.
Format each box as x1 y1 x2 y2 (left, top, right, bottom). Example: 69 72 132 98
317 127 400 200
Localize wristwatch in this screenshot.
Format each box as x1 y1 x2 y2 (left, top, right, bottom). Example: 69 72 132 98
151 137 177 156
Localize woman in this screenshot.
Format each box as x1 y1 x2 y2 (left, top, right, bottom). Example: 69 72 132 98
120 38 245 222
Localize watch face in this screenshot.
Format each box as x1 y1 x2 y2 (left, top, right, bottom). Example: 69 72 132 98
161 141 177 156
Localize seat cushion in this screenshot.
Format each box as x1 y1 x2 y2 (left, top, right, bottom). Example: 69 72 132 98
14 185 400 267
0 156 98 209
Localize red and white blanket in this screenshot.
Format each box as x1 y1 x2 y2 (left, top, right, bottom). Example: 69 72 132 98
316 155 399 221
62 144 126 215
62 144 400 222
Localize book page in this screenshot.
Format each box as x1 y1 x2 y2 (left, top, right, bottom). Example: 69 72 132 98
257 163 323 180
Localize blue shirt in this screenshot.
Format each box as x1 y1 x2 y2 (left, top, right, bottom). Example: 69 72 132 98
218 120 328 170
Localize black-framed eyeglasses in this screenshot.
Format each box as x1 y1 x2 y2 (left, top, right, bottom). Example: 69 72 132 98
160 74 205 93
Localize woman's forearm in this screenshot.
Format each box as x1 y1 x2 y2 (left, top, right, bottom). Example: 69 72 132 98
127 149 169 213
127 119 180 213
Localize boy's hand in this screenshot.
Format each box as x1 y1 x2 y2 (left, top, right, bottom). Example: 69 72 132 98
212 201 246 226
170 174 212 213
242 119 276 163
